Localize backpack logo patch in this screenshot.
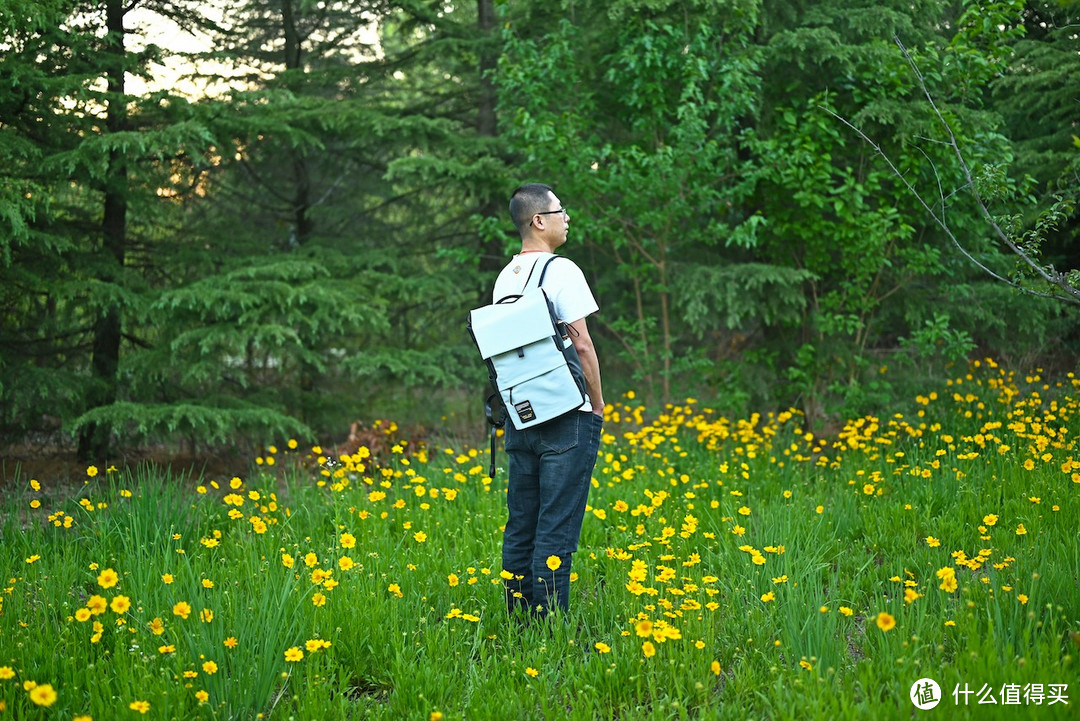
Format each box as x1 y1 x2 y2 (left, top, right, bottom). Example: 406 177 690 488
514 400 536 423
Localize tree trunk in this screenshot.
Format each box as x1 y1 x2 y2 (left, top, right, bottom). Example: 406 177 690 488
476 0 506 290
281 0 313 247
476 0 498 140
78 0 128 461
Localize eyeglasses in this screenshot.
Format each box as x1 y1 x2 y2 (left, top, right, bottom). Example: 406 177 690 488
529 207 565 226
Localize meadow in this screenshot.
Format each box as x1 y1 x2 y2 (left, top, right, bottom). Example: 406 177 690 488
1 359 1078 720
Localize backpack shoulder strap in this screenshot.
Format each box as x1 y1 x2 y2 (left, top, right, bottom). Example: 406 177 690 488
493 256 542 304
536 255 564 288
519 257 542 290
492 254 564 303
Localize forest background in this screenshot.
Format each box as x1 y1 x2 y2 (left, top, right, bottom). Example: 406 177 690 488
1 0 1078 465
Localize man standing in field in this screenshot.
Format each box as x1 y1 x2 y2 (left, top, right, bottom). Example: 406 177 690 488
494 183 605 619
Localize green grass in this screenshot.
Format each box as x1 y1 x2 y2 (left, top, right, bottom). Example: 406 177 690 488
1 360 1078 720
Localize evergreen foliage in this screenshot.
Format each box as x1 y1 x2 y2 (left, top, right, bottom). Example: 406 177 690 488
1 1 215 454
1 0 1077 457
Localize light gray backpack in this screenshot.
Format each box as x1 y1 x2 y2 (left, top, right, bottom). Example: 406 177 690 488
468 256 586 474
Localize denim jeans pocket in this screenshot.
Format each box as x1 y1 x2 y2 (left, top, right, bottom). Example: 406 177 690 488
504 423 524 452
537 411 580 454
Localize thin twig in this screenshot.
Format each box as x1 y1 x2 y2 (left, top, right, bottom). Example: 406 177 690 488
895 37 1077 297
820 37 1080 305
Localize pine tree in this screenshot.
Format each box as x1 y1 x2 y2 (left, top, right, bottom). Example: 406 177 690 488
1 1 237 457
3 0 520 454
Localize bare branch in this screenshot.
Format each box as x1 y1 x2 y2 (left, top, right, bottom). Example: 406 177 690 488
820 37 1080 306
822 105 1018 288
895 37 1078 299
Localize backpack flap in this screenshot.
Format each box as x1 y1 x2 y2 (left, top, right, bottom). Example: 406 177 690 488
468 289 558 360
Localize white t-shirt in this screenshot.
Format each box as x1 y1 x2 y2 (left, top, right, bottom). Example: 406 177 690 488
492 252 599 412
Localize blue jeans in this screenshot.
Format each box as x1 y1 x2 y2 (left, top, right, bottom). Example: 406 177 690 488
502 410 603 618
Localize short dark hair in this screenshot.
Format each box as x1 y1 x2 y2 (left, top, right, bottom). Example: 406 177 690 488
509 183 554 234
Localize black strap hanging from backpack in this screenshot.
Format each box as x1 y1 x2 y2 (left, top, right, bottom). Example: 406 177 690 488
485 392 505 478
